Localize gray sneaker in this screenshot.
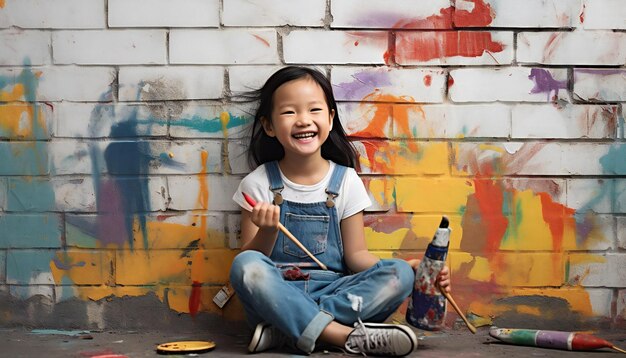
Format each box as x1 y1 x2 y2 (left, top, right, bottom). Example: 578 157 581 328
248 323 286 353
345 319 418 356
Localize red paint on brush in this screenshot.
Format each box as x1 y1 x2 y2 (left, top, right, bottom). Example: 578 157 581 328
242 192 257 207
189 281 201 317
572 332 614 350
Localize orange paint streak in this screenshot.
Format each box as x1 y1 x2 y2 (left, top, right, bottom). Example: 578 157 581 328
0 0 4 8
352 93 414 138
397 31 504 62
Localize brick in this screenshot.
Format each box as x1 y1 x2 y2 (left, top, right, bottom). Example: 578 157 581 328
48 140 95 175
338 102 393 138
567 253 626 287
228 65 283 93
504 178 567 207
395 31 513 66
332 0 452 29
143 140 222 175
0 178 5 210
512 104 618 139
227 140 252 175
50 250 114 285
0 103 54 140
169 104 252 139
190 249 238 284
582 0 626 29
361 176 395 212
573 69 626 102
332 67 446 103
518 31 626 65
456 0 580 28
53 30 167 65
9 285 55 300
449 68 569 102
0 30 50 66
354 140 448 175
119 66 223 101
170 29 278 65
0 66 115 102
562 144 625 175
109 0 219 28
6 250 56 284
0 214 62 248
453 142 565 176
284 30 388 64
167 175 240 211
0 0 105 29
223 0 325 27
566 179 614 214
0 142 49 175
617 180 626 214
619 217 626 249
116 250 190 285
585 289 613 317
55 103 168 138
395 178 474 213
398 104 510 139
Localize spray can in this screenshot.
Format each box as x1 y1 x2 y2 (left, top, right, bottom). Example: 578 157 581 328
406 216 450 330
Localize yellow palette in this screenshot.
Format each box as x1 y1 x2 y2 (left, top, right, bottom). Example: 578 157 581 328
156 340 216 354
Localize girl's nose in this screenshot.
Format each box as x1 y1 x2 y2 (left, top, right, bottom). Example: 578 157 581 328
296 116 312 126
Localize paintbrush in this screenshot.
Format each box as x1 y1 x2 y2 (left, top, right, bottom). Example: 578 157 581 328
438 283 477 334
242 192 328 271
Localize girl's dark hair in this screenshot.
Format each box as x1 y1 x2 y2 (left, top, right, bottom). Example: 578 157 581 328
242 66 358 169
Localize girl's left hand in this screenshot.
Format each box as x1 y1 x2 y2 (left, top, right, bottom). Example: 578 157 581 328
437 266 451 293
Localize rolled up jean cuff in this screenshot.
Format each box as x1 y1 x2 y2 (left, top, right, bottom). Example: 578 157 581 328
296 310 334 354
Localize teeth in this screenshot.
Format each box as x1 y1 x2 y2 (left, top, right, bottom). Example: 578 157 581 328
293 132 316 139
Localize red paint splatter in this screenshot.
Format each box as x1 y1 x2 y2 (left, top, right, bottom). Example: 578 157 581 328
423 75 432 87
447 76 454 87
538 192 575 252
189 281 202 317
252 34 270 47
397 31 504 63
473 178 509 254
354 41 359 46
579 4 585 23
454 0 495 27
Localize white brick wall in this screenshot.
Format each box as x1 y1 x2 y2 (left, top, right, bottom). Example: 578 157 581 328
0 31 50 66
53 30 167 65
1 0 625 327
582 0 626 29
284 31 387 64
223 0 326 27
518 31 626 65
170 29 278 64
108 0 220 28
0 0 105 29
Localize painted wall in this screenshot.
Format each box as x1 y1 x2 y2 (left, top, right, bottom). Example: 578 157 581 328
0 0 625 329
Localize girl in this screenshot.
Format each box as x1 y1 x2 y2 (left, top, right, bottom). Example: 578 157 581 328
230 66 450 356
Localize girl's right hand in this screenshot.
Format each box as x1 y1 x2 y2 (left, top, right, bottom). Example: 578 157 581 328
250 202 280 231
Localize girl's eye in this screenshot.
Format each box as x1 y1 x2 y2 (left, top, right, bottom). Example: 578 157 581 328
311 108 322 112
281 111 294 115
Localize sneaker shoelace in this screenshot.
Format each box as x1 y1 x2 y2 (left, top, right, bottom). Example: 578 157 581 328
347 318 394 355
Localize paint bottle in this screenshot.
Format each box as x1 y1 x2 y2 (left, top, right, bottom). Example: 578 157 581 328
406 216 450 330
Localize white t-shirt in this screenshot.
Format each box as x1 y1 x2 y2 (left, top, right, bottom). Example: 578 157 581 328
232 161 372 220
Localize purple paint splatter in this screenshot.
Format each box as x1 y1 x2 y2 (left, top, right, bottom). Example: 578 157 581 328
53 257 86 270
333 69 393 100
528 69 567 101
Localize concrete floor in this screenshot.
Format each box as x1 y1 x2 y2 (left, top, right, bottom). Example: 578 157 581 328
3 324 626 358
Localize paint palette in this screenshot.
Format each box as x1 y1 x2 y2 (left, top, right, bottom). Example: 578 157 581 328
156 340 216 354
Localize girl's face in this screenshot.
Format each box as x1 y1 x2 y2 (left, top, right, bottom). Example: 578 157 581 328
262 77 335 161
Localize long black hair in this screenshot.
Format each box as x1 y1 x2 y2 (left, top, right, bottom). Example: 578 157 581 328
241 66 358 169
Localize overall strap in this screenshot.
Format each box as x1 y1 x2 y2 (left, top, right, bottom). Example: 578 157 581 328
325 164 347 208
264 161 284 204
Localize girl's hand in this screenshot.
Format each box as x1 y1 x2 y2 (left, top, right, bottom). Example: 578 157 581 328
437 265 451 293
250 202 280 232
406 259 452 293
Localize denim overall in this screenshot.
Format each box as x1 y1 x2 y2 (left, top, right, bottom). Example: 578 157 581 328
230 161 414 353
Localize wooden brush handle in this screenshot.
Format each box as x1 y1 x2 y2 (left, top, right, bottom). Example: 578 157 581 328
278 223 328 270
438 284 477 334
